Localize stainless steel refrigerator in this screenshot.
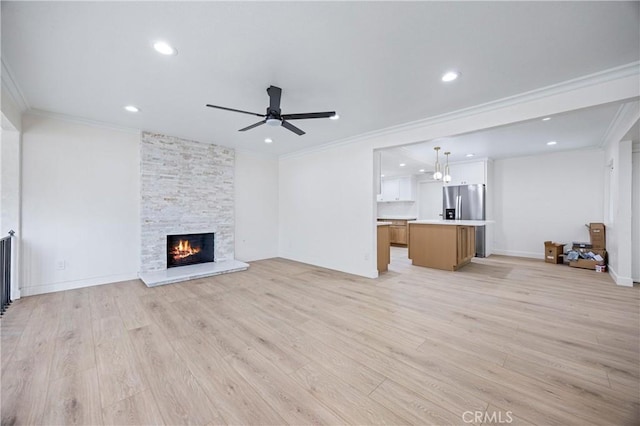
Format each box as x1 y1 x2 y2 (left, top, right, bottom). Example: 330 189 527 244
443 184 486 257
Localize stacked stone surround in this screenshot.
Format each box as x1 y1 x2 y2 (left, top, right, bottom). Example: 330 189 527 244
140 132 234 273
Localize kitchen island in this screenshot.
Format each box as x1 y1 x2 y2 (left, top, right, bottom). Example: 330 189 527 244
376 222 392 272
377 216 416 247
408 220 491 271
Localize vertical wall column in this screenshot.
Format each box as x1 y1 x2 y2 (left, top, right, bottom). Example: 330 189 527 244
140 132 235 273
602 102 639 286
1 118 22 299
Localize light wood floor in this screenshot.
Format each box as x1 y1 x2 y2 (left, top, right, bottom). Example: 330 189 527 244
1 254 639 425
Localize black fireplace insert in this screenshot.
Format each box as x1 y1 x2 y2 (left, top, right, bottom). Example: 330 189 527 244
166 233 215 268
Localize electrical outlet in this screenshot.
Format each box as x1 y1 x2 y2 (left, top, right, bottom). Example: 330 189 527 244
364 253 370 261
55 260 66 270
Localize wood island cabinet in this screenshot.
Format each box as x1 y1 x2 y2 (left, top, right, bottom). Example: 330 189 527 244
377 219 410 246
456 226 476 266
377 225 390 273
408 223 476 271
389 223 408 245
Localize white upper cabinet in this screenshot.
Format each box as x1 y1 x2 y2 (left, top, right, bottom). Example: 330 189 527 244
379 176 415 202
444 161 487 186
381 179 399 201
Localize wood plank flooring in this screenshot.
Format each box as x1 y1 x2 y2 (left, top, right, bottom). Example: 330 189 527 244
1 252 638 425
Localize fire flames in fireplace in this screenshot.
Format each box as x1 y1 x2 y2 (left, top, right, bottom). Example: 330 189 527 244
170 240 201 261
166 233 214 268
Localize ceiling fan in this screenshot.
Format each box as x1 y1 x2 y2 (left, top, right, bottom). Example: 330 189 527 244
206 85 336 136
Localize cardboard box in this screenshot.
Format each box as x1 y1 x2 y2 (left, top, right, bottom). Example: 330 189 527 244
544 241 565 264
569 248 607 270
589 223 606 249
572 242 592 249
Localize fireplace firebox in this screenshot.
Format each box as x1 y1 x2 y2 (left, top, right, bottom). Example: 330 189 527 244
166 233 215 268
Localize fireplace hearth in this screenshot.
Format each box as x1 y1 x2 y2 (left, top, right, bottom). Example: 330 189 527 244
167 233 214 268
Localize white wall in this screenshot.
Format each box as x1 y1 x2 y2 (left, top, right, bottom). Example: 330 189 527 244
1 87 23 132
21 114 140 295
415 180 442 220
0 126 22 299
604 138 634 286
601 103 638 286
377 201 417 218
235 150 279 262
1 90 23 299
632 150 640 283
492 150 604 258
279 141 377 278
277 73 639 279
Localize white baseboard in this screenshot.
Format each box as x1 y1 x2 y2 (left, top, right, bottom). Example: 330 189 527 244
491 249 543 259
278 251 378 279
20 272 140 297
608 266 634 287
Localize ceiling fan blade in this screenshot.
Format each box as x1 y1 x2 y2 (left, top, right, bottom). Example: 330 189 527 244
281 111 336 120
281 120 305 136
206 104 265 117
267 86 282 112
238 120 266 132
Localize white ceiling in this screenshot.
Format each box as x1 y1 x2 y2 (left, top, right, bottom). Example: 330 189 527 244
2 1 639 155
379 101 633 178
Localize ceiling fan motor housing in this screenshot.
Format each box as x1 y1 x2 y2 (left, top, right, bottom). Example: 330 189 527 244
206 85 335 136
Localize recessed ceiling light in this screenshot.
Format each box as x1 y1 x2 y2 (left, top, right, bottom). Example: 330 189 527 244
441 71 460 82
547 141 557 146
466 153 474 158
264 138 273 144
399 163 406 167
542 117 551 121
124 105 139 113
381 174 385 177
330 113 340 120
153 41 177 56
419 169 425 173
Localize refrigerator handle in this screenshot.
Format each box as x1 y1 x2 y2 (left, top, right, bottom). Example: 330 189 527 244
456 195 461 220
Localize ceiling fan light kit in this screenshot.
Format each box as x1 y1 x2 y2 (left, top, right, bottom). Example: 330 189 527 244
206 85 336 136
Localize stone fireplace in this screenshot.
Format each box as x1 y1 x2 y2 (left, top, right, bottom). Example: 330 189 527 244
139 132 236 275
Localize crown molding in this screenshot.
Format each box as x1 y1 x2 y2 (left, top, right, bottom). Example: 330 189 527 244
599 100 640 148
280 61 640 160
599 104 626 148
1 58 29 111
26 109 141 134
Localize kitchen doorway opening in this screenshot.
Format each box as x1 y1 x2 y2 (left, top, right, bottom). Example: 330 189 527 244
375 148 436 274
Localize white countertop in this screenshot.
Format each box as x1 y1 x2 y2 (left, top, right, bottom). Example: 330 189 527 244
408 220 493 226
377 216 417 220
377 221 392 226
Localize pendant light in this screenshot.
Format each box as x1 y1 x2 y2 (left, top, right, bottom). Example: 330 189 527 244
433 146 443 180
443 151 452 183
